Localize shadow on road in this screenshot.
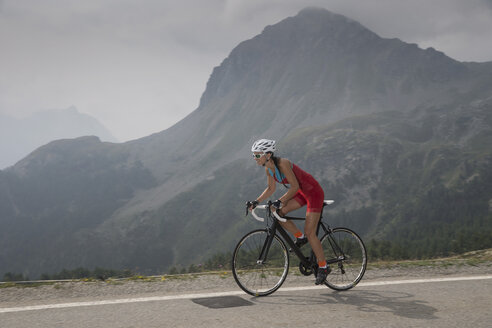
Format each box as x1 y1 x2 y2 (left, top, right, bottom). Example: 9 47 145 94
253 289 438 320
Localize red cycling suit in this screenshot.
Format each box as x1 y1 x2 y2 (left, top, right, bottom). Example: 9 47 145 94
268 163 325 213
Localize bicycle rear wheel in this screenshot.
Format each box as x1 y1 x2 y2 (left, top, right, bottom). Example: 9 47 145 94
321 227 367 291
232 229 289 296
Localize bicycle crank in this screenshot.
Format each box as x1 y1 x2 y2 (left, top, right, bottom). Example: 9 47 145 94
298 257 314 276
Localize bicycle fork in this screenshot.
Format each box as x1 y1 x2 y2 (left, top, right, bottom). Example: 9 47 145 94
257 227 277 265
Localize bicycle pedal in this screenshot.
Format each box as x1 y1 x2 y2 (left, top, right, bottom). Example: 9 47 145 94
295 237 308 248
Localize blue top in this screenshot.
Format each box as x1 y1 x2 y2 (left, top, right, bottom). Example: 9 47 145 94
268 166 288 185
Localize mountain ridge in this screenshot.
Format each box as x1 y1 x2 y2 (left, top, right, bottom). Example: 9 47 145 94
1 7 491 278
0 106 117 169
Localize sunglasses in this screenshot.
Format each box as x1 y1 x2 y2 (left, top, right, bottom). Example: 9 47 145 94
253 153 264 159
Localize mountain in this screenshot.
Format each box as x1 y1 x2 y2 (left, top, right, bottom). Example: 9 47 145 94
1 8 492 278
0 106 117 169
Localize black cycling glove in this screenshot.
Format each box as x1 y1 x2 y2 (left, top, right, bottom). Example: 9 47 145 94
246 200 259 215
272 199 283 209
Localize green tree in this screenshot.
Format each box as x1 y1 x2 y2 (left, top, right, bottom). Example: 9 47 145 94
2 272 28 282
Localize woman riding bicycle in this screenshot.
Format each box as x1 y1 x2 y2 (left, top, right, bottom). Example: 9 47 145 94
248 139 330 285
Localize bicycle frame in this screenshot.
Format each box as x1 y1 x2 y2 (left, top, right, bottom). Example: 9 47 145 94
254 201 345 269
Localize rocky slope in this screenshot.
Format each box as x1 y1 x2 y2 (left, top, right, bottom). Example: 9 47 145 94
1 8 492 278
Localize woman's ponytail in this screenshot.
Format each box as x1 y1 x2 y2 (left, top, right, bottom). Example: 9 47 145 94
269 153 289 189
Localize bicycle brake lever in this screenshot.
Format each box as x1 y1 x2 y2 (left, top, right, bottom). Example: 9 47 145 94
245 201 251 216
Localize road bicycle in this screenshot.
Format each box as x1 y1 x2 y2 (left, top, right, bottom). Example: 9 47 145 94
231 200 367 296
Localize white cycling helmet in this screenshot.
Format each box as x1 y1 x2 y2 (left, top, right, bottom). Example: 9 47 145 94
251 139 276 153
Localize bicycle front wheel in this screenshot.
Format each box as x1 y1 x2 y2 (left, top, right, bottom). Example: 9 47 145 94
321 227 367 291
232 229 289 296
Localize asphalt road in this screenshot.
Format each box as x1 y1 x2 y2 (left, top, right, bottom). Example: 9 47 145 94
1 276 491 328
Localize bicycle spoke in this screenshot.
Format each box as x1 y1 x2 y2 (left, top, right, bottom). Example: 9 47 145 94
232 230 289 296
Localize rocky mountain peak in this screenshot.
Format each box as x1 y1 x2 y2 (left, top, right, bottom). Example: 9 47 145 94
199 8 378 107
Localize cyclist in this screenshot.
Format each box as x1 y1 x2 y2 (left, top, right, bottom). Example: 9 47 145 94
248 139 330 285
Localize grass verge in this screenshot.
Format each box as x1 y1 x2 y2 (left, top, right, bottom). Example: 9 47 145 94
1 249 490 289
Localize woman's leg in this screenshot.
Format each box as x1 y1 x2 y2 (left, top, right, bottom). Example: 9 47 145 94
277 199 302 235
304 212 326 263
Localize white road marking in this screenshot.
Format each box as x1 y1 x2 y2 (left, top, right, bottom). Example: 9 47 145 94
1 275 491 314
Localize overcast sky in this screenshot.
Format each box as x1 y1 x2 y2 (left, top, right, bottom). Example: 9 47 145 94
1 0 492 141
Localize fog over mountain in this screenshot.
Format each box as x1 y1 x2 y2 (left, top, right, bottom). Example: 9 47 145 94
1 8 491 278
0 106 117 169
